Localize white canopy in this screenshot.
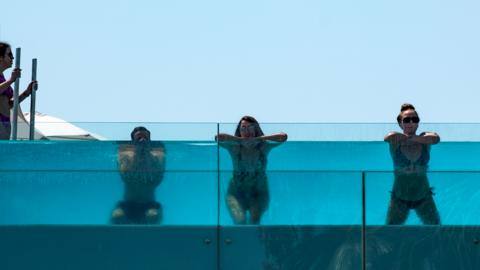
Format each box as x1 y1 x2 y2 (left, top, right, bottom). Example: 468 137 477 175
16 111 104 140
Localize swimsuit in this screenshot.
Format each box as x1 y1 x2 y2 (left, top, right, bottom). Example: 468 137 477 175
392 142 430 169
0 74 13 130
0 114 10 129
391 143 434 206
227 142 270 211
113 201 162 224
390 188 435 210
228 171 269 211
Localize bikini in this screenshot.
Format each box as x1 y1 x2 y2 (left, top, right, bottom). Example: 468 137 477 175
0 74 13 129
393 143 430 169
391 143 434 209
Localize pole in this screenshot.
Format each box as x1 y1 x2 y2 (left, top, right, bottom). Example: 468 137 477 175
361 171 367 270
29 58 37 140
11 48 21 140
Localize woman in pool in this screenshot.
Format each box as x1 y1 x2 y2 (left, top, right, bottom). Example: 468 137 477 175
384 103 440 225
216 116 287 224
0 42 37 140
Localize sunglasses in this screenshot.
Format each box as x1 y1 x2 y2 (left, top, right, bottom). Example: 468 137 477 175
240 125 256 132
402 116 420 124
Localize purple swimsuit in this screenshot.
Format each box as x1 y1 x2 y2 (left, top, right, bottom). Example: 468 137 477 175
0 74 13 128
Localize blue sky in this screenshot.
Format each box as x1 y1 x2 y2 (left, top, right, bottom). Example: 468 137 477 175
2 0 479 123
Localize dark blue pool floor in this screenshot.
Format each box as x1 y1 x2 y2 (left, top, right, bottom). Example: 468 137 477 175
1 225 479 270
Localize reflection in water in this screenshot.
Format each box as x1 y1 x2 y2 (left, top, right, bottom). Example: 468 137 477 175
261 226 324 270
259 227 366 270
111 139 166 224
259 227 401 270
328 235 392 270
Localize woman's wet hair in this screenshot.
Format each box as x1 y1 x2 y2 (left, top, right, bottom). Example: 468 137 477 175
131 126 151 140
0 42 11 58
397 103 419 124
234 116 265 137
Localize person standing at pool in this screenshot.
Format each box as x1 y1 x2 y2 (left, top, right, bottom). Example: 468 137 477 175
384 104 441 225
0 42 37 140
111 127 166 224
216 116 288 224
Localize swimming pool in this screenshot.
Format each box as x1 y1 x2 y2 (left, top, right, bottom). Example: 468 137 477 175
1 133 479 269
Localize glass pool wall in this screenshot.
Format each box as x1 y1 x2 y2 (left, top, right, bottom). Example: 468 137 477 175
1 123 480 270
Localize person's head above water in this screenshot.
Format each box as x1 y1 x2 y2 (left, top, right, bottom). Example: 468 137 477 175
131 126 151 142
234 116 265 138
397 103 420 136
0 42 14 71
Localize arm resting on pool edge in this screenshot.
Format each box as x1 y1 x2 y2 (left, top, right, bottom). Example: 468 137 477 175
409 132 440 145
384 132 408 144
259 133 288 143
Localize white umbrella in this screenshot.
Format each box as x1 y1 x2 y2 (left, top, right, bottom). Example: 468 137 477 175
16 111 105 140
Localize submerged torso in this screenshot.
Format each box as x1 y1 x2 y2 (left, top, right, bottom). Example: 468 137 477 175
227 142 270 188
391 141 431 201
0 73 13 120
118 145 165 202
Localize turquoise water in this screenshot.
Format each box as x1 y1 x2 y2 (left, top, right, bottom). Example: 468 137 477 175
1 141 480 226
2 140 480 270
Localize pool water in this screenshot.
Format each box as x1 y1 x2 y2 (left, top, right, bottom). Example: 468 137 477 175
1 141 479 225
1 140 480 270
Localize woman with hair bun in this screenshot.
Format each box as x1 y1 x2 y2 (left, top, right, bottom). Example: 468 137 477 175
384 103 441 225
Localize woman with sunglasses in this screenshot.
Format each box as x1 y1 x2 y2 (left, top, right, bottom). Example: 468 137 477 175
384 103 441 225
0 42 37 140
216 116 287 224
